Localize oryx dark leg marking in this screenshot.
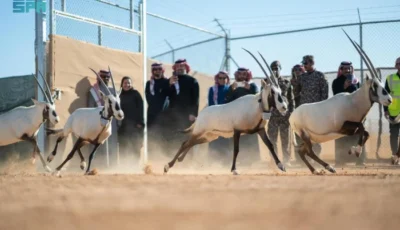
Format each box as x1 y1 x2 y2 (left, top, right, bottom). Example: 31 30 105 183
48 136 65 162
231 130 241 172
297 130 318 173
258 128 285 172
78 149 85 162
55 138 85 171
339 121 369 156
301 130 335 173
85 144 101 174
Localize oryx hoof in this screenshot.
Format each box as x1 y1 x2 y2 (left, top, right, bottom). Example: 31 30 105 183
80 161 87 170
350 146 362 157
52 170 61 178
47 155 54 163
325 165 336 173
277 162 286 172
392 156 400 165
164 164 170 174
312 169 325 175
232 170 240 175
31 157 36 165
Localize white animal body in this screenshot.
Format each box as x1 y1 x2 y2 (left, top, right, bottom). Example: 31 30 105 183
0 72 60 172
46 67 124 176
289 30 393 174
163 49 288 175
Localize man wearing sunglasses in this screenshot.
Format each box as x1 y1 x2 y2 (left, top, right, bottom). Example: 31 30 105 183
383 57 400 165
292 55 329 158
267 61 294 166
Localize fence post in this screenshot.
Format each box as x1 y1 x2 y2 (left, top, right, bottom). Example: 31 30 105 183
164 40 175 63
140 0 148 165
35 1 47 170
61 0 66 11
98 26 102 45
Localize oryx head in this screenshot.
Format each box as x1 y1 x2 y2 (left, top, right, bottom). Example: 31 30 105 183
32 71 60 125
243 48 288 115
90 67 124 121
343 29 392 107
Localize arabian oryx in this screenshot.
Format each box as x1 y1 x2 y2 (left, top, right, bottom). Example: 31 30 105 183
289 30 392 175
46 67 124 176
164 49 288 175
0 72 60 172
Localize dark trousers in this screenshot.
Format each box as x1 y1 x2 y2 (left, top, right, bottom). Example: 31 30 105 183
267 116 291 162
389 121 400 155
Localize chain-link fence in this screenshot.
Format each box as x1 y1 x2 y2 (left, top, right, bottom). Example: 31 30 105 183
147 16 226 76
48 0 142 52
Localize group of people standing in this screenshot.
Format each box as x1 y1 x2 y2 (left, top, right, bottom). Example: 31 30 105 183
86 59 199 169
85 55 400 170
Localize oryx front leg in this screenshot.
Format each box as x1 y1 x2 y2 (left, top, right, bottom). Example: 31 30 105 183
258 128 285 172
231 131 241 175
340 121 368 158
78 149 86 170
48 136 65 163
85 144 101 175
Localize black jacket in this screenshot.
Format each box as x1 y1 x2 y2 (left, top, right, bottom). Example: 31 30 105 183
332 75 359 96
145 78 171 126
119 88 144 129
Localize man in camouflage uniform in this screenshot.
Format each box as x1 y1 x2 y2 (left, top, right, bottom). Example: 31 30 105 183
292 55 329 157
267 61 294 166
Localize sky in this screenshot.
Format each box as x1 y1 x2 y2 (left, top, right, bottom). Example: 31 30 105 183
1 0 400 78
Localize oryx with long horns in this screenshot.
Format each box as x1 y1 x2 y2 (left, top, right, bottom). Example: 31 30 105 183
163 49 288 175
0 72 60 172
46 67 124 176
289 30 393 174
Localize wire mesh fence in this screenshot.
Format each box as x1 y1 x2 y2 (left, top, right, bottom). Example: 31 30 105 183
49 0 142 53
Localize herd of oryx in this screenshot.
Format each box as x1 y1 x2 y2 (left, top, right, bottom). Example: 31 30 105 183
0 30 396 176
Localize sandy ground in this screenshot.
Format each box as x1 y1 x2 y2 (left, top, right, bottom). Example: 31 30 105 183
1 160 400 230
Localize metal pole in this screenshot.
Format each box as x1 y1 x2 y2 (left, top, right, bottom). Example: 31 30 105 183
138 4 142 52
61 0 66 11
140 0 148 165
164 39 175 63
98 26 102 45
35 1 46 170
358 8 363 84
226 29 231 76
129 0 134 29
215 18 229 73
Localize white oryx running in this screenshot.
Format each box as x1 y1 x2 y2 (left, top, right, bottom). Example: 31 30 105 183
0 72 60 172
289 30 393 174
46 67 124 176
164 49 288 175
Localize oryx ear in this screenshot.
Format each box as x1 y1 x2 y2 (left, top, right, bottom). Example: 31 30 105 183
99 90 108 101
31 98 40 105
261 79 267 88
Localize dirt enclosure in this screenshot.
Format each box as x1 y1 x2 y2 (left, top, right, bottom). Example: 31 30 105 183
1 161 400 230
